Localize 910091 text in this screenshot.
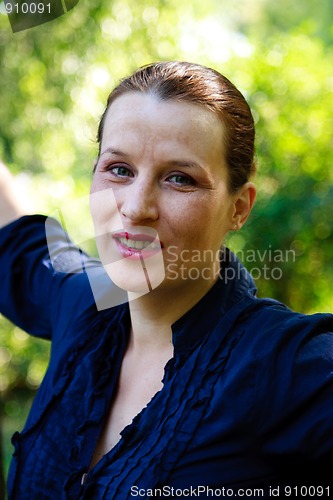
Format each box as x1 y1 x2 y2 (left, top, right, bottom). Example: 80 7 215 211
5 2 51 15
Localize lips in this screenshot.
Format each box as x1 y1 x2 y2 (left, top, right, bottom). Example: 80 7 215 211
112 230 162 259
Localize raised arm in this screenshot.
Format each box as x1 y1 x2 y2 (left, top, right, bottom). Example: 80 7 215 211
0 161 30 229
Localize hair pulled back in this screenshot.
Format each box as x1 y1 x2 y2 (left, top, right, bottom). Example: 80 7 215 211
97 61 256 193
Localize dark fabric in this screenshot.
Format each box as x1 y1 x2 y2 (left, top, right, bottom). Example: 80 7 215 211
1 216 333 499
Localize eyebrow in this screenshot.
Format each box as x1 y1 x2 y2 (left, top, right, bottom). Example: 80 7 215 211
168 160 204 170
99 148 129 158
99 148 205 172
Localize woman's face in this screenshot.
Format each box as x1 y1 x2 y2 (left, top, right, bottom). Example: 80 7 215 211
90 92 241 296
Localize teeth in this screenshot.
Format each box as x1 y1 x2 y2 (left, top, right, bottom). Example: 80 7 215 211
118 237 158 250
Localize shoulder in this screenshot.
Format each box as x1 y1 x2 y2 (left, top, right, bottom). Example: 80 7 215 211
224 295 333 389
0 214 128 339
236 296 333 403
240 295 333 346
240 299 333 456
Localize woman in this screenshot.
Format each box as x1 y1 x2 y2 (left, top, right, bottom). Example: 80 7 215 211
1 62 333 499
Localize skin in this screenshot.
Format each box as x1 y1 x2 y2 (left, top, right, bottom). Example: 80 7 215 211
91 92 256 322
89 92 256 464
0 161 30 228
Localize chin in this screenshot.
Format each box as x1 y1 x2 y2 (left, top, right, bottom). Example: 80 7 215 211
102 252 165 295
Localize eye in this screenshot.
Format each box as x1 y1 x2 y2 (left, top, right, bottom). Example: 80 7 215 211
166 174 195 186
109 165 134 178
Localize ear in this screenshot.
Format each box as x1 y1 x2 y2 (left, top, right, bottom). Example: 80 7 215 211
230 182 256 230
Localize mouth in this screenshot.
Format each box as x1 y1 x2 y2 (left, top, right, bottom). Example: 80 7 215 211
112 231 162 259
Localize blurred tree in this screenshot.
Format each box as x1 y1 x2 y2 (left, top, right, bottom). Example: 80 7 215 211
0 0 332 485
226 32 333 313
258 0 333 46
0 429 4 500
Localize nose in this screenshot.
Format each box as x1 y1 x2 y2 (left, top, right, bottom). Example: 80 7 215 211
120 178 159 223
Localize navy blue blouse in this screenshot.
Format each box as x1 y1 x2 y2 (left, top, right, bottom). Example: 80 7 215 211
1 216 333 499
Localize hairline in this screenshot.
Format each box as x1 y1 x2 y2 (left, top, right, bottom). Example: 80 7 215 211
96 89 232 184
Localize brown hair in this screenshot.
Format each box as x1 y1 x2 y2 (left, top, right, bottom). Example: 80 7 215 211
97 61 256 193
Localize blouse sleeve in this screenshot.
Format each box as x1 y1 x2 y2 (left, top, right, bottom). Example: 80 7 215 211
0 215 99 340
252 307 333 478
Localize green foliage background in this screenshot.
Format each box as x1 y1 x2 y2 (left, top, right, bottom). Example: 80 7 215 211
0 0 332 492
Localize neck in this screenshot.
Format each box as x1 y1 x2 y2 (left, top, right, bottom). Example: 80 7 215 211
127 275 217 352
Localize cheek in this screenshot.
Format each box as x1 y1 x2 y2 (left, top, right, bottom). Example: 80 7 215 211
89 185 123 234
194 210 231 251
91 172 102 192
165 200 221 250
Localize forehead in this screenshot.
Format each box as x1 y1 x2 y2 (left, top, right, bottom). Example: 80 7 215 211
100 92 226 161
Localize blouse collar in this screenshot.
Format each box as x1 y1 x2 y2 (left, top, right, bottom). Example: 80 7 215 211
99 247 257 357
171 247 257 355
